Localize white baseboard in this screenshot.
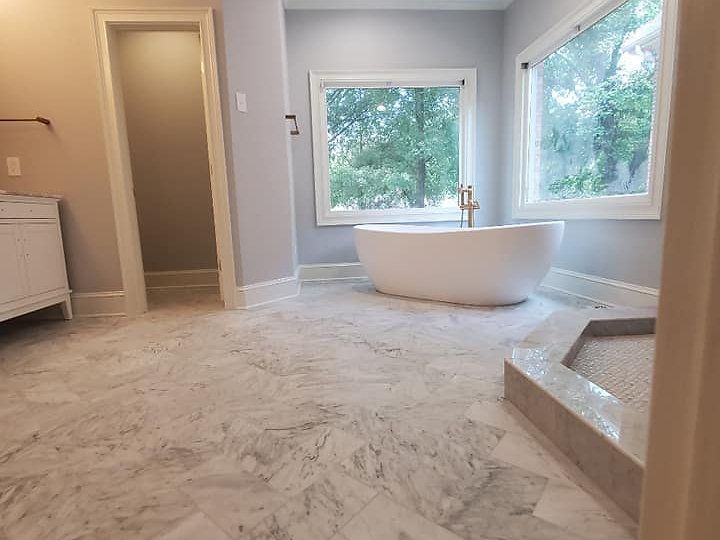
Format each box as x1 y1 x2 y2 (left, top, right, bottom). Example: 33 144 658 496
71 291 126 317
298 262 367 282
542 267 659 308
145 269 219 290
235 275 300 309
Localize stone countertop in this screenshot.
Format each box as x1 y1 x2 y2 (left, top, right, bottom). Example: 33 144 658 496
0 189 63 200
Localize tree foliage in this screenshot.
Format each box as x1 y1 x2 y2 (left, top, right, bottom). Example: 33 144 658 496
326 86 459 210
538 0 662 200
323 0 663 210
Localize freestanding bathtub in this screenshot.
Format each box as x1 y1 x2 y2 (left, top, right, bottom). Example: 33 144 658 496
354 221 564 306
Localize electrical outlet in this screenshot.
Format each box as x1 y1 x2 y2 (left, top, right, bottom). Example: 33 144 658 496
6 157 21 177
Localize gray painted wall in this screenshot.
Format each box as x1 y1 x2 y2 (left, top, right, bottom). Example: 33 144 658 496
286 10 504 265
500 0 666 288
222 0 298 285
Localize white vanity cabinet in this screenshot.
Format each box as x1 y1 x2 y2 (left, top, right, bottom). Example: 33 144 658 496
0 194 72 322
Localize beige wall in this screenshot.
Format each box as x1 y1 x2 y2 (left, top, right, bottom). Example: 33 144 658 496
116 30 217 273
0 0 223 293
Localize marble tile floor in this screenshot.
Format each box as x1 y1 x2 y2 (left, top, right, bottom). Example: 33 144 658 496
0 282 635 540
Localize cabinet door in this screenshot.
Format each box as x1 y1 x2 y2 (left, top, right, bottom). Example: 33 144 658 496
21 222 68 296
0 223 28 304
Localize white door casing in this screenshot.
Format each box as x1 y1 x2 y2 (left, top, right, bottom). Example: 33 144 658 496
92 8 238 314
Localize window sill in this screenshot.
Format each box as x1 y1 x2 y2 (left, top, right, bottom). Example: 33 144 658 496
317 210 461 227
512 194 662 221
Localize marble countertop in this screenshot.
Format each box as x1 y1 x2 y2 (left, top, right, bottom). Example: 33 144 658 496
0 189 62 200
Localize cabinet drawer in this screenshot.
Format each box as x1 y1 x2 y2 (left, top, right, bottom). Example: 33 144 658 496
0 201 57 220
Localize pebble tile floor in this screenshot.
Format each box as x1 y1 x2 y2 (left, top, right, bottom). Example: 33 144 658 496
0 283 636 540
570 335 655 413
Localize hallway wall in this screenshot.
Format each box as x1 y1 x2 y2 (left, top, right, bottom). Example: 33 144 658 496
116 30 217 273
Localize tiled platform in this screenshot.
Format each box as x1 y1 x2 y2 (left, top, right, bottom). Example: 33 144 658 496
504 308 655 521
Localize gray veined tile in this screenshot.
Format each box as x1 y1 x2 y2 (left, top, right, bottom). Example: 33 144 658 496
0 462 197 540
239 426 365 496
490 431 573 482
464 399 529 434
247 468 376 540
533 480 636 540
157 512 231 540
341 494 465 540
179 469 288 538
339 414 562 539
0 284 620 539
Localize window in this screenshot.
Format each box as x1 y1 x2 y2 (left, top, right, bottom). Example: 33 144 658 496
310 70 476 225
513 0 677 220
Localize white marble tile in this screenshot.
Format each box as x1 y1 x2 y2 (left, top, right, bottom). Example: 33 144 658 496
0 285 622 540
533 480 636 540
490 431 572 482
157 512 231 540
179 469 287 538
341 495 465 540
464 399 528 434
239 426 365 496
248 468 376 540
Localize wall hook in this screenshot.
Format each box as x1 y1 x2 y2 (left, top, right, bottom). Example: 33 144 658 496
285 114 300 136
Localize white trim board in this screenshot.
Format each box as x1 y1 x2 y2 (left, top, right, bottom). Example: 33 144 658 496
542 267 659 308
71 291 126 318
235 275 300 309
298 263 367 282
145 269 219 290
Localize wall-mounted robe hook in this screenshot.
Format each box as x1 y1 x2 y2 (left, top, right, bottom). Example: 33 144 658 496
285 114 300 136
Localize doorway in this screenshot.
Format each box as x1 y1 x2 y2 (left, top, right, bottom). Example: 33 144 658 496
116 29 219 311
93 9 237 315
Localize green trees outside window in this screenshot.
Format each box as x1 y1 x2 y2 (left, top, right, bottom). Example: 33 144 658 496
326 86 460 211
530 0 663 201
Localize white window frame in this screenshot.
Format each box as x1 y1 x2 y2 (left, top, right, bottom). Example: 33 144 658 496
512 0 678 220
310 69 477 226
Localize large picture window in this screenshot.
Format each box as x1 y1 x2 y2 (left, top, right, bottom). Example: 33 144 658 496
513 0 677 219
310 70 476 225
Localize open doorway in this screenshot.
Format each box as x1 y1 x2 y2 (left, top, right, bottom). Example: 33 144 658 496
93 9 237 315
115 29 219 311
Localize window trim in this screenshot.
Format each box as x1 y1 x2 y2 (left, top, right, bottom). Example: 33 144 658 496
310 69 477 226
511 0 678 221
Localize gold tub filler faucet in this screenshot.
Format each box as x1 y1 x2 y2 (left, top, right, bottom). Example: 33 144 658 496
458 184 480 228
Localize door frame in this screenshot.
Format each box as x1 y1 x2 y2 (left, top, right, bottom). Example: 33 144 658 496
92 8 237 314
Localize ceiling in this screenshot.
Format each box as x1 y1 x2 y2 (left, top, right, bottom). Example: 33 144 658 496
284 0 514 10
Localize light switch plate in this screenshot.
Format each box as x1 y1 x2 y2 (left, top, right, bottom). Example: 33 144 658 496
6 157 21 177
235 92 248 113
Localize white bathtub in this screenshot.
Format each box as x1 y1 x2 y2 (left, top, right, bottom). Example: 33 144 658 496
354 221 564 306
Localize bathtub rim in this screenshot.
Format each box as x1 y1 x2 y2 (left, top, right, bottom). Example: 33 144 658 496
354 221 565 234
